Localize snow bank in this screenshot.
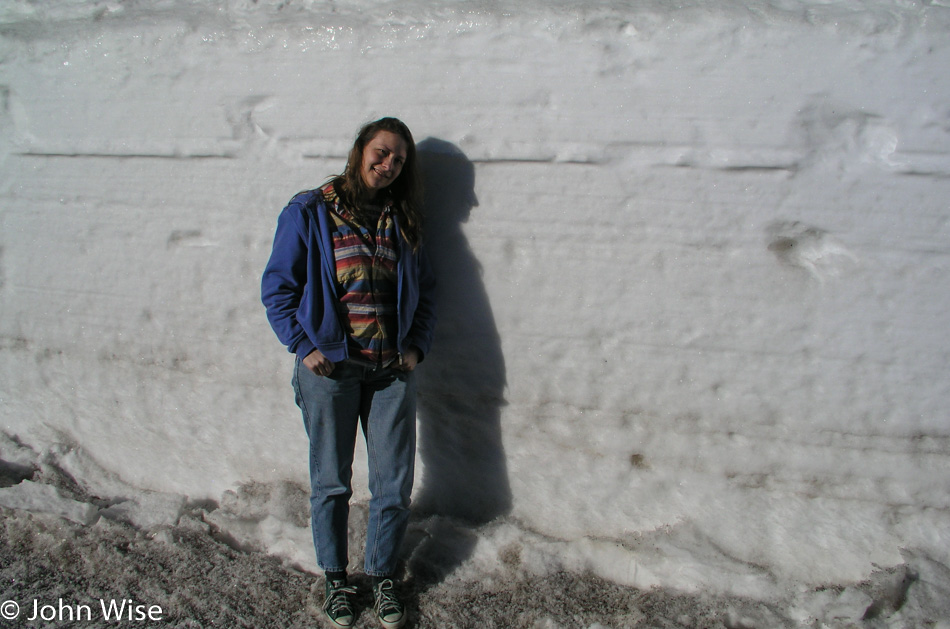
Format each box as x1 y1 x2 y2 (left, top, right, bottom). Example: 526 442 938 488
2 0 950 624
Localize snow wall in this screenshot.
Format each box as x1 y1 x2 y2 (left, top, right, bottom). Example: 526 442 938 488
2 0 949 602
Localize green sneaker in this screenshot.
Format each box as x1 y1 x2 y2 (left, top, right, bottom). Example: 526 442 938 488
322 579 357 628
372 579 407 629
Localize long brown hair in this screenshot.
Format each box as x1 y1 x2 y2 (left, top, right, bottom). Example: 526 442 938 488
332 117 424 250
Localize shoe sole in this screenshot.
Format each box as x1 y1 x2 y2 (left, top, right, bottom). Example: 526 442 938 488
323 612 355 628
323 614 356 629
378 617 406 629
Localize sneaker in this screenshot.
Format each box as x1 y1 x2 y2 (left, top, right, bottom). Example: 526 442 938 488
372 579 407 629
322 579 357 628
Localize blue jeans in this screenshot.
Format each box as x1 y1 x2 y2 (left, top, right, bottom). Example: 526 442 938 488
292 358 417 577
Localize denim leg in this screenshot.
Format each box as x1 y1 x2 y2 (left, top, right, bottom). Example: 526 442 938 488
361 368 417 577
293 359 362 573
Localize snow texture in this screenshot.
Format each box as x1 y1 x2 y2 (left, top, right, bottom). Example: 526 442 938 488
1 0 950 626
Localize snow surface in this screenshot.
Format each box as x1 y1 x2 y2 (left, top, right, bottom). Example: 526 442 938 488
2 0 950 626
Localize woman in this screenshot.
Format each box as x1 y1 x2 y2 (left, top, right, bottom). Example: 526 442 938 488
262 117 436 629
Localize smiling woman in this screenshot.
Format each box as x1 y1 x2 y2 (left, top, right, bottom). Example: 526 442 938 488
261 117 436 629
334 118 425 253
362 131 408 191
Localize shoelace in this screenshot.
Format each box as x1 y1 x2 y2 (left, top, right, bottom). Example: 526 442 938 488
325 584 357 615
374 580 401 616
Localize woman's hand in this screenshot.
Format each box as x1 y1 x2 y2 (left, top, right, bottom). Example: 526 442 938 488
303 349 334 377
398 347 421 372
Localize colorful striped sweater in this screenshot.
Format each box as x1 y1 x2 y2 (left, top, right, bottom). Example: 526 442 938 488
322 183 399 366
261 187 437 365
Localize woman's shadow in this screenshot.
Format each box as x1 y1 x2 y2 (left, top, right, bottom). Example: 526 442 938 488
404 138 512 587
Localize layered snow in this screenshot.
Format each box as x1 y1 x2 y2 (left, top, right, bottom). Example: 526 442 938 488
2 0 950 626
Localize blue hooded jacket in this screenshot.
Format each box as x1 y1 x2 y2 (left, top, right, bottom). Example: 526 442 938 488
261 189 437 363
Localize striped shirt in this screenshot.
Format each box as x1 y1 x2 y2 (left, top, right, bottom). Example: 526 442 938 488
321 183 400 366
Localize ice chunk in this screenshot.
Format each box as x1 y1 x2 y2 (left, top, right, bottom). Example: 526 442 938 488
0 480 98 525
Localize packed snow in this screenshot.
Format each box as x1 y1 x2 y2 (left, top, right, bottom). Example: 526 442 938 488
1 0 949 626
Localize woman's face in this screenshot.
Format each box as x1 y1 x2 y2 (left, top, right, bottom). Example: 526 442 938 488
360 130 408 191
